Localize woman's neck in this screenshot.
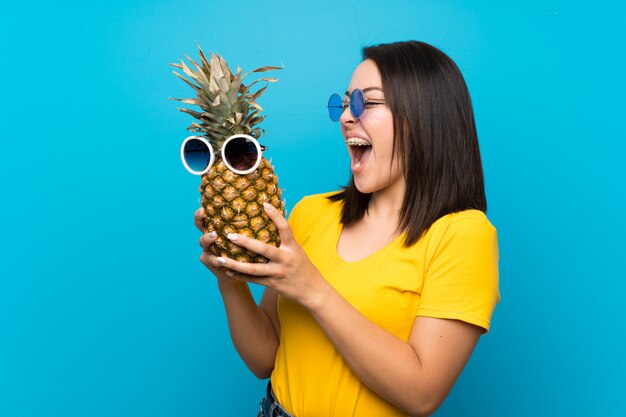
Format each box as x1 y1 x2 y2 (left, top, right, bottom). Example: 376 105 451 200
366 180 406 233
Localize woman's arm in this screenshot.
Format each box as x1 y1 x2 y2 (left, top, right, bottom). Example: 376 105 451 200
217 203 482 416
308 286 481 416
195 208 280 379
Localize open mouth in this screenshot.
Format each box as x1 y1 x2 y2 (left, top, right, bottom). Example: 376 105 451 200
346 137 372 170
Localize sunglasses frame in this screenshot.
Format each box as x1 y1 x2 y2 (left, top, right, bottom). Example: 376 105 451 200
180 133 265 176
327 88 387 122
327 88 368 122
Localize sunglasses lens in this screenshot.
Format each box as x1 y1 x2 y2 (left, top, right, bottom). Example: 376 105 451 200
183 138 212 172
224 136 260 172
350 89 364 119
328 93 343 122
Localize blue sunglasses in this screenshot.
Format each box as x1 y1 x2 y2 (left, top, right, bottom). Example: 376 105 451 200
327 88 385 122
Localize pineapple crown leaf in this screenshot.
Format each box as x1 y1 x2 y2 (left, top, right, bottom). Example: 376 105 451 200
171 45 281 145
242 65 283 79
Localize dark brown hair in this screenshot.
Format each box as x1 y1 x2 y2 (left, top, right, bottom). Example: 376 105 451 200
329 40 487 246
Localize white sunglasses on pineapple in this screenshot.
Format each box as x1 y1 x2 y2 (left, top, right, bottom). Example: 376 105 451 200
180 134 266 176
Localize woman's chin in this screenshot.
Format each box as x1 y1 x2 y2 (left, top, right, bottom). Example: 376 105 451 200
353 178 375 194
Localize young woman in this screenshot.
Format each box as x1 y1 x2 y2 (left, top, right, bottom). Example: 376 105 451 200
195 40 499 417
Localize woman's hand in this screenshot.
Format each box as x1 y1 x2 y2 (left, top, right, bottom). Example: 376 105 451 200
212 202 330 310
195 207 245 286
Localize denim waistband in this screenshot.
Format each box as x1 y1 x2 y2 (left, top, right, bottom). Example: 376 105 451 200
258 381 294 417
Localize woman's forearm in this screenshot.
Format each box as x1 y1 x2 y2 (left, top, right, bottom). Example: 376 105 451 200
306 281 435 416
217 279 279 379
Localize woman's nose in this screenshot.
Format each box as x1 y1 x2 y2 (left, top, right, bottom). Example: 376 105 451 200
340 107 357 125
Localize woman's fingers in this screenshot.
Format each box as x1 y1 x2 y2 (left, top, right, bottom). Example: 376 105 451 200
196 213 262 284
200 249 215 267
215 255 276 278
200 249 229 271
194 207 205 231
198 231 217 251
223 269 269 286
196 203 291 284
224 232 280 261
263 203 294 245
199 234 255 278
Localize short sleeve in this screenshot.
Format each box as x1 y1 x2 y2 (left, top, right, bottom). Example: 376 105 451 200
287 192 341 247
415 212 500 333
287 198 308 247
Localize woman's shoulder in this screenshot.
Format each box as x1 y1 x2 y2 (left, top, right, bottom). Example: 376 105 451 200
423 209 497 250
287 190 342 244
433 209 495 232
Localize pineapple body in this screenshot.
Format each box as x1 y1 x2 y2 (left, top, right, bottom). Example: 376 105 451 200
201 158 284 263
172 47 284 262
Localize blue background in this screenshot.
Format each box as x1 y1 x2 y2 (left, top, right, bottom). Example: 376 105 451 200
1 0 624 415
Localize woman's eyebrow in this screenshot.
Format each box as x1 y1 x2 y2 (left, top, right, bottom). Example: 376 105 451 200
345 87 384 96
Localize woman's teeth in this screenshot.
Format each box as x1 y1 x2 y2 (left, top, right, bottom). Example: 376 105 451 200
346 137 371 146
347 137 372 170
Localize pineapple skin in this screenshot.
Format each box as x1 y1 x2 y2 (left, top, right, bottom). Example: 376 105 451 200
200 157 284 263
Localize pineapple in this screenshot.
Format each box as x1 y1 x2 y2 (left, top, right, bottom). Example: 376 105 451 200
171 46 284 263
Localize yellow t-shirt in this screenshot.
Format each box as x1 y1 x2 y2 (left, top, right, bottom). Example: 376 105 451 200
270 191 500 417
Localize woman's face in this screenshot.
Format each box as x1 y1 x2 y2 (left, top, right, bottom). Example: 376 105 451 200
340 59 404 197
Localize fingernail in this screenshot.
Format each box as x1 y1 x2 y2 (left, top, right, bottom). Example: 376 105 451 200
263 202 274 212
225 270 234 277
216 257 226 266
208 231 216 239
227 233 238 241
